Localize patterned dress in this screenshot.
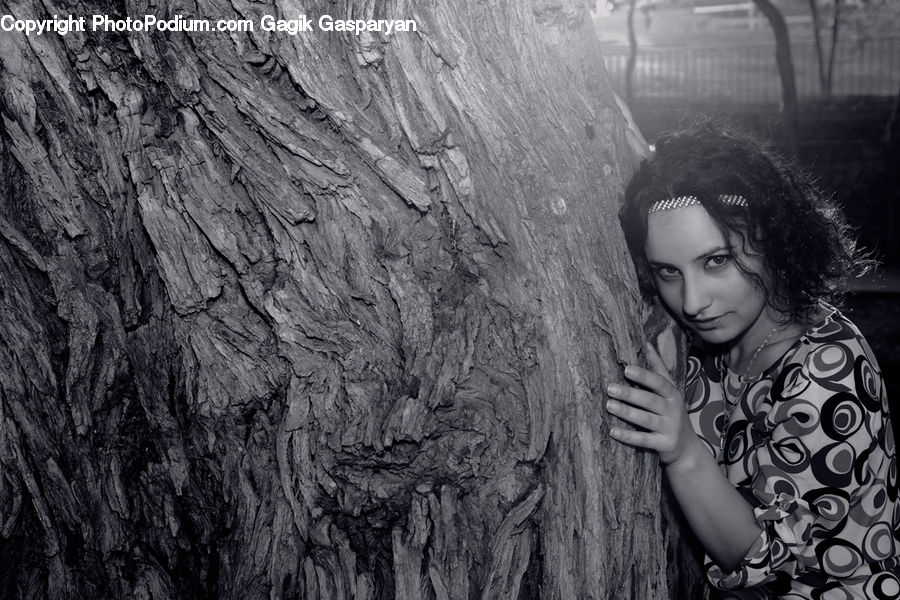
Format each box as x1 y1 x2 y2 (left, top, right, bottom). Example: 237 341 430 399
685 306 900 599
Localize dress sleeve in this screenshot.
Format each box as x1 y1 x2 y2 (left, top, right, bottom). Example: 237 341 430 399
707 333 891 591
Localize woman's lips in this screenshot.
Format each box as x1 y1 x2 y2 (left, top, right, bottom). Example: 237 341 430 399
689 315 725 331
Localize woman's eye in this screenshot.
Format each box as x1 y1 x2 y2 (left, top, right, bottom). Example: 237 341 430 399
706 255 730 269
654 267 680 280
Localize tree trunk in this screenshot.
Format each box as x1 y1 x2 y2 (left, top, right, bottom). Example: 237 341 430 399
626 0 638 103
0 0 701 598
807 0 842 97
752 0 801 156
825 0 842 95
807 0 828 93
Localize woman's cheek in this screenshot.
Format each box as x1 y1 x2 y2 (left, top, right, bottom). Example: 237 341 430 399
655 281 682 314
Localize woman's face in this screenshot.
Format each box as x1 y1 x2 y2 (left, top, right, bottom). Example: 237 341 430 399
644 204 774 346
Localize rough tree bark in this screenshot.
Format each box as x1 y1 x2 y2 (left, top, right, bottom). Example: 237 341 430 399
0 0 703 598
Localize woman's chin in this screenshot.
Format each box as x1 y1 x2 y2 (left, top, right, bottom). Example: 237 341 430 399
689 326 734 346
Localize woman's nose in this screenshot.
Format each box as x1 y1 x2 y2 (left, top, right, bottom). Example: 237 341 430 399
682 276 713 318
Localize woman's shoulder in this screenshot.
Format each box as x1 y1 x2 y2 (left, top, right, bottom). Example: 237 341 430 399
792 303 879 366
773 303 885 408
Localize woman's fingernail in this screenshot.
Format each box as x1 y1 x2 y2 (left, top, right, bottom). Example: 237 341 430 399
606 400 619 411
610 428 621 438
624 365 637 377
607 384 620 395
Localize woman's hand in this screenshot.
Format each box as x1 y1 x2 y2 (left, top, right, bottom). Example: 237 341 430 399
606 345 698 466
607 347 763 571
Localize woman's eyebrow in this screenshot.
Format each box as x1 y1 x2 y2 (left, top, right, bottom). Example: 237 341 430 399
693 245 730 261
647 259 673 268
647 245 730 268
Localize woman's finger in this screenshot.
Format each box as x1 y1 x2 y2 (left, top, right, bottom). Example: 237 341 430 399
606 399 661 431
606 383 664 413
623 365 678 397
644 343 675 385
609 426 661 451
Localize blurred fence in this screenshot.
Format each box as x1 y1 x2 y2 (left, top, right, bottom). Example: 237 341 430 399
602 36 900 101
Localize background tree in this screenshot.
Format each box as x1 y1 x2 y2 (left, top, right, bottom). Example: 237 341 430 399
0 0 705 599
751 0 801 155
807 0 842 96
626 0 639 103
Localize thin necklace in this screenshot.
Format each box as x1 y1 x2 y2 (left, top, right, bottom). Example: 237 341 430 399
719 322 781 451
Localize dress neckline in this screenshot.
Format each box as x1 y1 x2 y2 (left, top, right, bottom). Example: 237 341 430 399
714 303 839 386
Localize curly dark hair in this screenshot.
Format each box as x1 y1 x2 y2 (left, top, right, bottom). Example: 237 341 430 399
619 120 873 323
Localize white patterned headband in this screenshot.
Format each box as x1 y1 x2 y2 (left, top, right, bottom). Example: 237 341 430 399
648 194 748 214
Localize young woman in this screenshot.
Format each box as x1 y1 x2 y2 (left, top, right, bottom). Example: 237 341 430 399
611 122 899 599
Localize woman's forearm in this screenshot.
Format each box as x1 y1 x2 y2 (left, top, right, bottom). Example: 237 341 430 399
605 361 765 572
664 437 763 572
